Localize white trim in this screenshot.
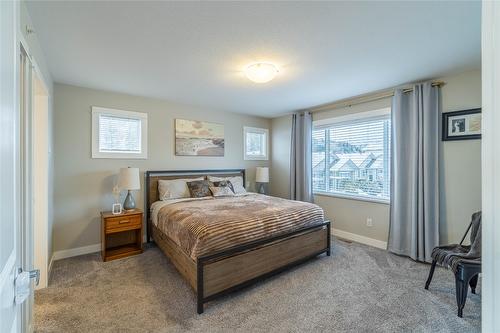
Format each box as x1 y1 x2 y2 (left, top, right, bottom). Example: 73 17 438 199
52 243 101 261
91 106 148 159
10 312 18 333
243 126 269 161
48 255 54 279
481 2 500 331
314 191 390 205
313 107 391 127
332 228 387 250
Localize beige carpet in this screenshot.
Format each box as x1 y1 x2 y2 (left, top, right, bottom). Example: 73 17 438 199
35 239 480 332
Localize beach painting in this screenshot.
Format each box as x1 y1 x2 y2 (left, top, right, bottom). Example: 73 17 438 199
175 119 224 156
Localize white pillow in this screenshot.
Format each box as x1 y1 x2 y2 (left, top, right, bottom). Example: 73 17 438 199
158 178 203 200
208 175 246 194
209 186 235 197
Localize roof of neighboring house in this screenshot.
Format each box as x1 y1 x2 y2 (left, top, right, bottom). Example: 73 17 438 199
330 153 376 171
313 151 385 173
367 155 384 170
313 152 338 170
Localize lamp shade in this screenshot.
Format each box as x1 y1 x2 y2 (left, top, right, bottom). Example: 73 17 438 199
255 167 269 183
118 167 140 190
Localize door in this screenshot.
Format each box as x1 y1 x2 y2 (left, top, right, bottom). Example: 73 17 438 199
0 1 21 332
1 3 39 332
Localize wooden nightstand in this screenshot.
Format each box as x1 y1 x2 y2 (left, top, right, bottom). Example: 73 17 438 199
101 209 143 262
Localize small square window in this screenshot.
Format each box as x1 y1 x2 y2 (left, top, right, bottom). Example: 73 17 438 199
92 107 148 159
244 126 269 160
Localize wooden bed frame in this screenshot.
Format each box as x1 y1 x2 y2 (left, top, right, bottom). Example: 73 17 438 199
144 169 331 314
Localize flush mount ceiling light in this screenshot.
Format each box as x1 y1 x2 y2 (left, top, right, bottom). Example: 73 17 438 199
244 62 279 83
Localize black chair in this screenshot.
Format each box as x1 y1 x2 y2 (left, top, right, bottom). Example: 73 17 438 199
425 212 481 318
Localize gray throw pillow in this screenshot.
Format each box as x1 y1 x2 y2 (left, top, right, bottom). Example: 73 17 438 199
212 180 235 193
186 180 212 198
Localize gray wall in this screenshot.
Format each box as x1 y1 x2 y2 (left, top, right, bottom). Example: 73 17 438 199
270 115 292 199
270 69 481 245
53 84 271 253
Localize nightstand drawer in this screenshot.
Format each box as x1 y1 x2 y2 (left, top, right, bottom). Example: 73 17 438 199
105 214 142 232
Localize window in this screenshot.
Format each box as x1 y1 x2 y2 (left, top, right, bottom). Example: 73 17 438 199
244 127 269 160
92 107 148 159
312 108 391 203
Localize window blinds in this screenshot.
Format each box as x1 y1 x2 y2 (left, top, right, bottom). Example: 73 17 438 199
246 132 265 156
312 114 391 201
98 114 142 153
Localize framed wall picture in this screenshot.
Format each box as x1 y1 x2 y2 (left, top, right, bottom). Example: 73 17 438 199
175 119 224 156
442 108 481 141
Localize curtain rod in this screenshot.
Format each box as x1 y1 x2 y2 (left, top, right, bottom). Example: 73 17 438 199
309 81 445 113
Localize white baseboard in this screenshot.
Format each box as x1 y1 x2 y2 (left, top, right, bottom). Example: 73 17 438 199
332 228 387 250
52 235 148 261
48 254 54 278
52 243 101 261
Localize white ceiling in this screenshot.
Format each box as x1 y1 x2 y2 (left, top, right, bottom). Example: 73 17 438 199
26 1 481 118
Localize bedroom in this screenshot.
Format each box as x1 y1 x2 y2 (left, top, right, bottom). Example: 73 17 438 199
1 1 499 332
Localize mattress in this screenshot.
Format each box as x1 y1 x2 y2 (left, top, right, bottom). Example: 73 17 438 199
150 193 325 260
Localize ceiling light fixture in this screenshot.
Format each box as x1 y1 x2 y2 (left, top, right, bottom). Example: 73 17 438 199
244 62 279 83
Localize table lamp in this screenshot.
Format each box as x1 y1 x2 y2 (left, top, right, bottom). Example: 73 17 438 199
255 167 269 195
118 167 140 210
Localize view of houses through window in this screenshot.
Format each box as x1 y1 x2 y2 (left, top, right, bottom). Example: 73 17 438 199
312 110 391 202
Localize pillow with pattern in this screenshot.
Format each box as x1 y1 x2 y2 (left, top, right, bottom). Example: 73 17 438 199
186 180 212 198
208 176 246 194
212 180 235 193
210 186 235 197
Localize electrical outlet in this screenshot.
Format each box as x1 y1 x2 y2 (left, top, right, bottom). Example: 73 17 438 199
366 218 373 227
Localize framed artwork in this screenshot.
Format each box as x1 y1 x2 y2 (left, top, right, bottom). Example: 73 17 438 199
175 119 224 156
442 108 481 141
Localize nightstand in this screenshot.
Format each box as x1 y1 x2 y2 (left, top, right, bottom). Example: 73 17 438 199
101 209 143 262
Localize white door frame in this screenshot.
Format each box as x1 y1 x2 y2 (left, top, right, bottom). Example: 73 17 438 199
19 41 35 333
481 1 500 331
32 64 50 290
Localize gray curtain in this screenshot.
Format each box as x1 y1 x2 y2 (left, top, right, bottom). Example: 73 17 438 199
290 111 313 202
388 82 440 263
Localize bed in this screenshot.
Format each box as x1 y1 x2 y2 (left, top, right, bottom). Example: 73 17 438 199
145 169 331 314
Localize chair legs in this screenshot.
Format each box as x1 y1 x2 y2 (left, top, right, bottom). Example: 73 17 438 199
425 260 437 290
455 275 468 318
455 267 480 318
469 274 478 294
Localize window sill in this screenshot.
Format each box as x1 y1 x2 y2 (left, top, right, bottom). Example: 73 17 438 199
244 156 269 161
313 191 390 205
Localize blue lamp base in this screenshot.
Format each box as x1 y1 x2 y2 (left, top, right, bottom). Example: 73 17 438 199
123 190 136 210
256 183 268 195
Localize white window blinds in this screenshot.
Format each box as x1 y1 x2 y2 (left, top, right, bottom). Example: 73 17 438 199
98 114 141 153
91 107 148 159
313 110 391 202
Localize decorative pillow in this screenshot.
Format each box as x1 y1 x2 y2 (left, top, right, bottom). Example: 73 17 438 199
210 186 235 197
208 176 246 194
212 180 235 193
187 180 212 198
158 177 203 200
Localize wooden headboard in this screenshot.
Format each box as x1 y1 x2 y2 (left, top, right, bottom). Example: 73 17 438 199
144 169 245 242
